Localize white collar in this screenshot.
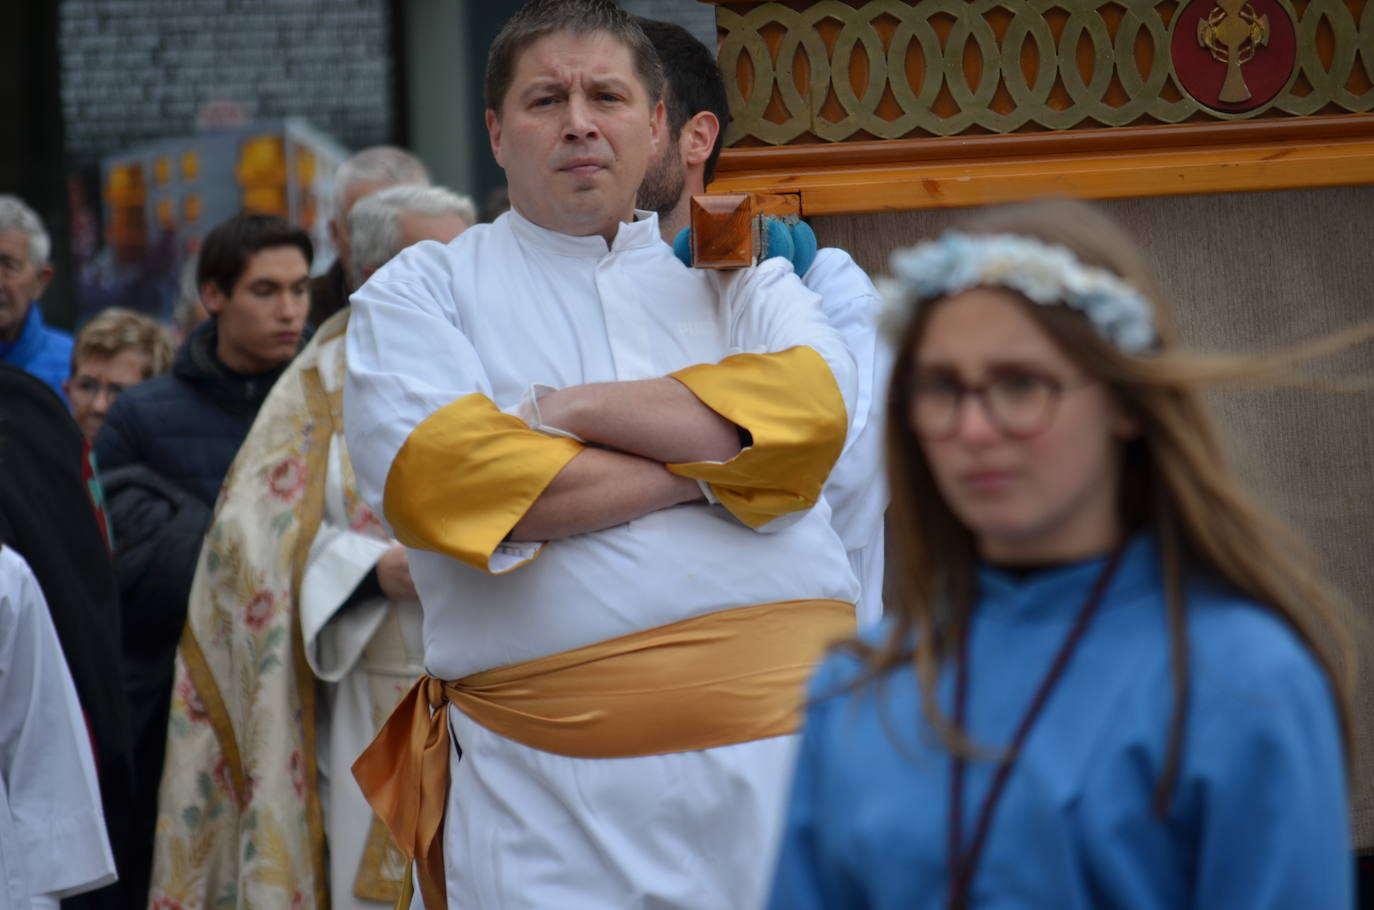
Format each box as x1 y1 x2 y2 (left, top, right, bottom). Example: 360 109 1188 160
505 206 662 258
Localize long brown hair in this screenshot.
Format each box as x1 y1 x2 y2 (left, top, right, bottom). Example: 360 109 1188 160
863 198 1358 812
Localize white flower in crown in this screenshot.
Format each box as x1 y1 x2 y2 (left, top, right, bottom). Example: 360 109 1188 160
881 231 1157 354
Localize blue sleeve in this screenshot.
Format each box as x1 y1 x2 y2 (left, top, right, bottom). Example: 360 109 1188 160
765 656 869 910
1187 637 1351 908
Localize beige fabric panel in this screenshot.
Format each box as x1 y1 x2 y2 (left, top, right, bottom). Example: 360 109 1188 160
814 185 1374 846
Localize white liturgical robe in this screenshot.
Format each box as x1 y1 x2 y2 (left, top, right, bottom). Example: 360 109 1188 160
803 248 892 627
0 546 116 909
345 209 860 909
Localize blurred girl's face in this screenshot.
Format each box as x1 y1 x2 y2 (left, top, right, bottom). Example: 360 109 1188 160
911 286 1137 564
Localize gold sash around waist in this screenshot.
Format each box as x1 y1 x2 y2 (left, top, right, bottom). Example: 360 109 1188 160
352 598 855 910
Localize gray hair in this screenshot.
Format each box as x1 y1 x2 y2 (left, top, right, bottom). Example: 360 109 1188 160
0 195 51 267
349 185 477 287
332 146 431 215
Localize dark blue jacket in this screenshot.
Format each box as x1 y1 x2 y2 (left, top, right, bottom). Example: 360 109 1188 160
96 319 298 507
0 303 73 402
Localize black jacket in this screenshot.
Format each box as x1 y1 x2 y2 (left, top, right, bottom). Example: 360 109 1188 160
102 464 209 703
0 364 133 910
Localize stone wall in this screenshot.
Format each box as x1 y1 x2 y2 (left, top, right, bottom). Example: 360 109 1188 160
59 0 395 161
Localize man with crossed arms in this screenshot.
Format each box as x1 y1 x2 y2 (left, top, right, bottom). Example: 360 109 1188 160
345 2 858 907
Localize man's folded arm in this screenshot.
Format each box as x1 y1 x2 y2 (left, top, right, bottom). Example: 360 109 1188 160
663 260 859 530
664 346 849 529
529 344 849 532
528 262 860 532
377 394 701 569
347 252 708 573
534 377 742 465
508 447 702 541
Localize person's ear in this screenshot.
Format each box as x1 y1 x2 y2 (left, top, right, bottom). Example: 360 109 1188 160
32 263 53 299
486 109 505 167
682 111 719 170
648 100 666 155
200 281 227 317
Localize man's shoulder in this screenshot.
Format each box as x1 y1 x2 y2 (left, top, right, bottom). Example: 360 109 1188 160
119 371 185 405
803 247 877 298
105 372 197 432
18 317 73 384
0 544 40 620
39 320 74 348
367 220 498 290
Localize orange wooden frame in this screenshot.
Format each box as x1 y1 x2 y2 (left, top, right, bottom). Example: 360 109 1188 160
707 115 1374 214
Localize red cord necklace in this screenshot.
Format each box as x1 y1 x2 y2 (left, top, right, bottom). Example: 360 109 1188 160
945 544 1127 910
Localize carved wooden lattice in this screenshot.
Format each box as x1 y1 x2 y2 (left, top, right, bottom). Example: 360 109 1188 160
718 0 1374 146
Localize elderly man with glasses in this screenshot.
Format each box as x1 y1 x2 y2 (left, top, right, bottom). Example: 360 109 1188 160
0 195 72 400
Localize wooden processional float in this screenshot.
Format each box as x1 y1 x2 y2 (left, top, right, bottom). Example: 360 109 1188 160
689 0 1374 848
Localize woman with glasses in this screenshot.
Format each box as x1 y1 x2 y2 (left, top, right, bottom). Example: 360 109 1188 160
766 199 1354 909
65 307 174 442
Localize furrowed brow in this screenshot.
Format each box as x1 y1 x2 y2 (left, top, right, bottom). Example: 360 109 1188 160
520 78 568 100
588 75 633 95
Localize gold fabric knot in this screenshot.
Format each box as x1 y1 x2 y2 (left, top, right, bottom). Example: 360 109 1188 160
423 676 445 710
352 675 452 910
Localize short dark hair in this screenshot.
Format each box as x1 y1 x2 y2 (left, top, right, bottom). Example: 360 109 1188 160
196 212 313 297
485 0 665 116
637 17 731 184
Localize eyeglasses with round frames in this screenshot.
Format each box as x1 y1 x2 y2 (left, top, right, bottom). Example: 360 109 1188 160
910 368 1092 440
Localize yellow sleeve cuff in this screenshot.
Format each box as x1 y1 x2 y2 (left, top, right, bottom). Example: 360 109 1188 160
666 346 848 529
383 393 584 572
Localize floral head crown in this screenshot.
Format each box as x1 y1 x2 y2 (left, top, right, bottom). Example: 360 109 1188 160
879 231 1158 355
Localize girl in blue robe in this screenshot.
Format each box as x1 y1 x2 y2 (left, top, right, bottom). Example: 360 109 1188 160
766 199 1353 910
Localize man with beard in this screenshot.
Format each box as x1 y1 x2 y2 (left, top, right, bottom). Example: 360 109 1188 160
636 17 890 626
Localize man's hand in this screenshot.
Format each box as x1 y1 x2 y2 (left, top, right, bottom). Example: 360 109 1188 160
536 378 741 464
376 545 418 602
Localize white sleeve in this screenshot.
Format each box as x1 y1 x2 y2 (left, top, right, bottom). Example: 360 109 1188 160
346 239 584 574
802 248 887 456
0 548 116 902
804 249 892 618
344 239 500 518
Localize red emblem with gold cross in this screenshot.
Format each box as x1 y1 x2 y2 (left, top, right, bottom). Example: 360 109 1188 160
1170 0 1298 113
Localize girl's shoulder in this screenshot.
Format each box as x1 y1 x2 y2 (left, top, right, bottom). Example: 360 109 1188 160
1184 580 1333 702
